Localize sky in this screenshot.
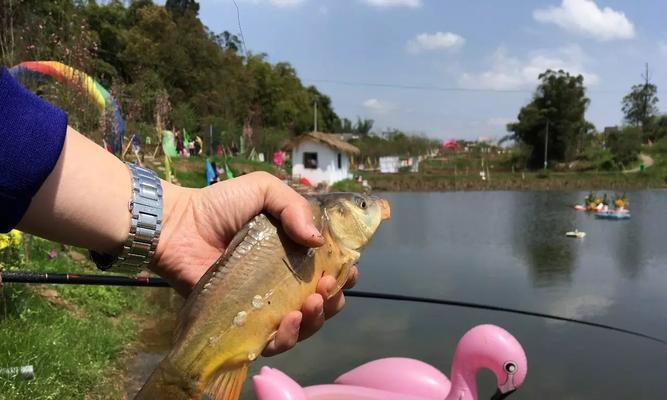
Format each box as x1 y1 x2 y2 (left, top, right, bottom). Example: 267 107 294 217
196 0 667 141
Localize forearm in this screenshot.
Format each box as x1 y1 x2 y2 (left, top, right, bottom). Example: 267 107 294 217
19 127 136 254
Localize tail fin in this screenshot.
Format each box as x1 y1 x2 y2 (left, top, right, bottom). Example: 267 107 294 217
134 359 191 400
203 363 249 400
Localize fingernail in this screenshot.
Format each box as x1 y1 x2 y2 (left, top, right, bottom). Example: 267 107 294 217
307 222 323 237
315 302 324 317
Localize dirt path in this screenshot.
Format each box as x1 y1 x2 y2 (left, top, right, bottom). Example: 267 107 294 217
121 289 181 399
624 153 654 173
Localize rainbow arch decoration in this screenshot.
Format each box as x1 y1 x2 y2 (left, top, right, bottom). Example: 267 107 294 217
9 61 125 154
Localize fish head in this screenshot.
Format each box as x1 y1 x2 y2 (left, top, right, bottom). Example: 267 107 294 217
317 193 390 251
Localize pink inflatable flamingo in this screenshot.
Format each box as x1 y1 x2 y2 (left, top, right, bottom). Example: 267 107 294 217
253 324 527 400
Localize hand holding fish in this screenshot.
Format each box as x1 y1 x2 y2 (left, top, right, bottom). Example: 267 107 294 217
152 171 357 355
137 187 390 400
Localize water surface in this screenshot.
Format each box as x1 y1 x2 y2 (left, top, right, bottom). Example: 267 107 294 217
243 191 667 399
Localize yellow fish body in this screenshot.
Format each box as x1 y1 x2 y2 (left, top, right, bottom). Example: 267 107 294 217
135 193 390 400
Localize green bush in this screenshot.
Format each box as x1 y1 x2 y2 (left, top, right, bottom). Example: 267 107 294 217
331 179 365 192
607 126 641 168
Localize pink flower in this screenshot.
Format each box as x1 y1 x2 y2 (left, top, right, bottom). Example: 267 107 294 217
48 249 57 259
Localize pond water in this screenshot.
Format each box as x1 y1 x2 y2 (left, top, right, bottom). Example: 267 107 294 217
132 191 667 399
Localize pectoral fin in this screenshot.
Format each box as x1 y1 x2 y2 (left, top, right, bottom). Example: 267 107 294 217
203 364 248 400
332 262 352 296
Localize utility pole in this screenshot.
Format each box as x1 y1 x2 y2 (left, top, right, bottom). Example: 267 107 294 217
642 63 650 129
544 119 549 170
313 100 318 132
209 124 213 155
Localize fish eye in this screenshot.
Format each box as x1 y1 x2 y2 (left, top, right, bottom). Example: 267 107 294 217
503 361 517 374
355 197 367 209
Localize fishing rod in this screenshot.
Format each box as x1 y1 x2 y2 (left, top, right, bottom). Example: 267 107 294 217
2 271 666 345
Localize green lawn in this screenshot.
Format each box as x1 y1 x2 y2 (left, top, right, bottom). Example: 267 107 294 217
0 238 155 399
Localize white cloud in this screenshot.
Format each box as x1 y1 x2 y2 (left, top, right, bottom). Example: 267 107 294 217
362 0 422 8
534 0 635 41
363 98 393 114
406 32 465 54
459 46 599 90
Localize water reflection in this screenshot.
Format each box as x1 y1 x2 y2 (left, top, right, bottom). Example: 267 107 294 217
610 192 645 279
510 192 580 287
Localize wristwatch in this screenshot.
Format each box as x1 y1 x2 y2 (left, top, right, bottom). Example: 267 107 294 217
90 163 163 273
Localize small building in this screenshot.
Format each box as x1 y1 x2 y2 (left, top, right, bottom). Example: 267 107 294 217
379 156 400 173
379 155 421 173
286 131 360 186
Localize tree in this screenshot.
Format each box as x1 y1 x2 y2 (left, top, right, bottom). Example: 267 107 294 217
607 126 641 168
622 65 659 136
354 118 374 135
211 30 242 53
0 0 19 65
507 69 593 169
165 0 199 16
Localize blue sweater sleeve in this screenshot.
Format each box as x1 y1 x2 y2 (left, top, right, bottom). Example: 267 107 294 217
0 68 68 232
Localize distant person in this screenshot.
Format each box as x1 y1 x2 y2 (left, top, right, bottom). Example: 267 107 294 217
0 67 356 356
188 140 196 157
131 134 141 154
175 131 184 155
210 161 219 184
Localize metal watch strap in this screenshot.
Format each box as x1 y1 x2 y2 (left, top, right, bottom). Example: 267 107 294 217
90 163 163 273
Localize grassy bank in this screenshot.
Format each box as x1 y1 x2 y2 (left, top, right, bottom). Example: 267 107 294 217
361 141 667 192
166 140 667 193
0 237 155 399
361 169 665 192
170 156 283 189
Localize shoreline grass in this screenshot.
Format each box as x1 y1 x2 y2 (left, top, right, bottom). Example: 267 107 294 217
0 238 156 400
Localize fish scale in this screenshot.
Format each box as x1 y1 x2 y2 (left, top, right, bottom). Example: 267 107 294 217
134 193 390 400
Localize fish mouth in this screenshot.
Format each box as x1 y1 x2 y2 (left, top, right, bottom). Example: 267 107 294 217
379 199 391 220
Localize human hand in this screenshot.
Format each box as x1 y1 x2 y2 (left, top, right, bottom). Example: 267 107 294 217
152 171 358 356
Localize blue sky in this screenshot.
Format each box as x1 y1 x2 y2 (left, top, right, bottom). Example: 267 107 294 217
197 0 667 141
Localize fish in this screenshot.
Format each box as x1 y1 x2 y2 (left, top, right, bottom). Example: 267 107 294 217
135 192 391 400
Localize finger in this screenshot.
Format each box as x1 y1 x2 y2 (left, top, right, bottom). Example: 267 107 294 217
323 290 346 320
262 311 302 357
343 265 359 289
316 275 337 300
256 172 324 248
298 293 325 341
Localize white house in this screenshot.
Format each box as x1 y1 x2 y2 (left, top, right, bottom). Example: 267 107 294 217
287 131 360 186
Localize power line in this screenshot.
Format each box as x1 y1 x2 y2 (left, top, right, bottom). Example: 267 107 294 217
304 78 531 93
303 78 662 95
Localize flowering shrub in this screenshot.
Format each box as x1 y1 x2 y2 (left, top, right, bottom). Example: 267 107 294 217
0 229 24 268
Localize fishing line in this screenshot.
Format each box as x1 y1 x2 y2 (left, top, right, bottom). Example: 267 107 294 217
1 271 665 345
232 0 249 58
344 290 667 346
